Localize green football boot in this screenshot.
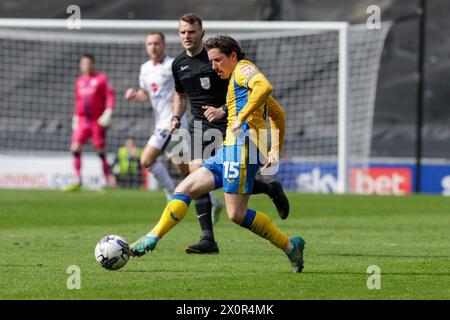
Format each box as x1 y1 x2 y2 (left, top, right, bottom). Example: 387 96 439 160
129 235 159 257
286 236 305 273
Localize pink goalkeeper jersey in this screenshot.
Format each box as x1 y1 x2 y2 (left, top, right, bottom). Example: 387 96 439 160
74 72 115 120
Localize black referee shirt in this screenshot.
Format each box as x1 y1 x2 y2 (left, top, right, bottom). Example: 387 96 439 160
172 48 228 131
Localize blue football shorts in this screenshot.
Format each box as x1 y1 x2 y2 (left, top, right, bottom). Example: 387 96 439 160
202 142 261 194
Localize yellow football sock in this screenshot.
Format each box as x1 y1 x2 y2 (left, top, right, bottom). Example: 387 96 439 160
241 209 289 251
150 193 191 238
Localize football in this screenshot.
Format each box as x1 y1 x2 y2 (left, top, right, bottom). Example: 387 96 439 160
95 235 130 270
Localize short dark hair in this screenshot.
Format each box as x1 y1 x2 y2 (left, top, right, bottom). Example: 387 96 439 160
179 13 203 29
204 35 246 60
147 31 165 43
81 54 95 63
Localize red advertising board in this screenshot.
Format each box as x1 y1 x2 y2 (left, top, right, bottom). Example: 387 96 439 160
351 167 412 195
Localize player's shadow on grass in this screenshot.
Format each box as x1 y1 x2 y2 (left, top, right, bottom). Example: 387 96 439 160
318 253 450 259
124 269 450 276
306 270 450 276
0 264 45 267
121 269 185 273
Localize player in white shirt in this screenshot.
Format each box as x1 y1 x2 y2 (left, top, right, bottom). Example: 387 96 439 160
125 32 190 199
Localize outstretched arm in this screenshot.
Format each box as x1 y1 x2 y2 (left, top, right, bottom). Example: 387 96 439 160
125 88 149 103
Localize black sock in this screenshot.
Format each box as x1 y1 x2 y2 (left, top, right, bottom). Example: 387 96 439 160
195 193 215 241
252 179 274 197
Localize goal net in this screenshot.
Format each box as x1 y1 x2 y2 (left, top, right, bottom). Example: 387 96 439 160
0 19 390 192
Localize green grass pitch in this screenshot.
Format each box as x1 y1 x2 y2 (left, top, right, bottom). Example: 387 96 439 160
1 189 449 300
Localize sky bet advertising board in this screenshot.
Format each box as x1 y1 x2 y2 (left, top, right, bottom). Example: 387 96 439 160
276 159 450 195
1 154 450 195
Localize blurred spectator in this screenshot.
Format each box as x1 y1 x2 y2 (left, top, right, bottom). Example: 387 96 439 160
112 138 145 188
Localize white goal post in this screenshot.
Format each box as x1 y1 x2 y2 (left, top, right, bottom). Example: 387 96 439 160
0 18 390 193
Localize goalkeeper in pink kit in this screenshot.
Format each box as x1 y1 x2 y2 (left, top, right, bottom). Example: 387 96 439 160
65 54 116 191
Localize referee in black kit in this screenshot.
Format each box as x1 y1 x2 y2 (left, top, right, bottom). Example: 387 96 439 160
170 13 290 254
